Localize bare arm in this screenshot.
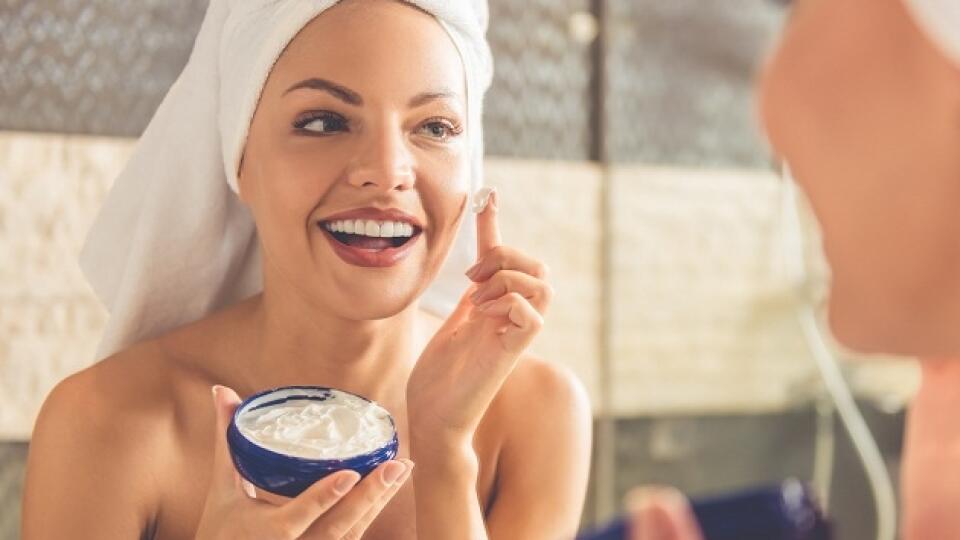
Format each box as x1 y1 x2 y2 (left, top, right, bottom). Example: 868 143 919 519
484 360 593 539
901 359 960 540
410 359 591 540
409 434 487 539
407 189 573 539
21 371 159 539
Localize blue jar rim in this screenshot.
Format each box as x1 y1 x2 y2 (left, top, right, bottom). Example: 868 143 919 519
228 385 399 467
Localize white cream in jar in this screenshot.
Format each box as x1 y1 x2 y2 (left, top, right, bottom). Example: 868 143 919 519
237 389 395 460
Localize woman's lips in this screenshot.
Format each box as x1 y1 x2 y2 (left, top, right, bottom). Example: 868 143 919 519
319 224 421 268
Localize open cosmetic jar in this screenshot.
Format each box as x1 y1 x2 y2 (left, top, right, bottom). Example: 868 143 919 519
227 386 399 497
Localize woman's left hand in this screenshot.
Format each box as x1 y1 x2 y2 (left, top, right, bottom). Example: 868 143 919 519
406 189 553 448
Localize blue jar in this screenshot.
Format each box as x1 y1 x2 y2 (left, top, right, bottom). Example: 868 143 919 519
227 386 399 498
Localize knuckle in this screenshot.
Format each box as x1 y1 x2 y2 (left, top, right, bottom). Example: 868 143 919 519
530 312 545 330
342 529 363 540
541 283 555 302
267 518 297 539
317 521 348 540
361 482 386 504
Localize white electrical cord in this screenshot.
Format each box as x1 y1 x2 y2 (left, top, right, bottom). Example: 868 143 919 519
778 168 897 540
812 395 836 511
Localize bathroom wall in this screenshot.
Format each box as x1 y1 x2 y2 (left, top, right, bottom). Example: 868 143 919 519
0 1 917 539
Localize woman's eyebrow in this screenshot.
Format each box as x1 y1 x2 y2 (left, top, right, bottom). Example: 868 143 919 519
283 78 363 105
408 89 459 108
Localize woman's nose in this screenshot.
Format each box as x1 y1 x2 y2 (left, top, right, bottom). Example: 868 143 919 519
346 128 415 192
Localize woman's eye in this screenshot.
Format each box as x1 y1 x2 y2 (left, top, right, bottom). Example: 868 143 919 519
293 112 348 135
417 119 462 141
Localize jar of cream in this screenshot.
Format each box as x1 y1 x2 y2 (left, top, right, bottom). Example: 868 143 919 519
227 386 399 497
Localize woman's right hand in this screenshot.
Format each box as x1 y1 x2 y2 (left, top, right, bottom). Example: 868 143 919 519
195 385 414 540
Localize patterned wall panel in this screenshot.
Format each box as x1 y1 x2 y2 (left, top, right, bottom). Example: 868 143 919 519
605 0 787 167
484 0 595 160
0 0 595 159
0 443 27 540
0 0 206 136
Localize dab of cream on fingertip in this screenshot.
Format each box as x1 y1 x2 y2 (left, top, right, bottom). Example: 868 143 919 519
471 187 496 214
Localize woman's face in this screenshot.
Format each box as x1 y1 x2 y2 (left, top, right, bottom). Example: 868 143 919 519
759 0 960 355
238 0 469 320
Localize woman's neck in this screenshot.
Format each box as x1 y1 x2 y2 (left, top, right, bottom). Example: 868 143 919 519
231 288 433 404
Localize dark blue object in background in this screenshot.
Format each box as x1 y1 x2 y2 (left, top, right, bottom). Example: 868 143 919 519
577 479 831 540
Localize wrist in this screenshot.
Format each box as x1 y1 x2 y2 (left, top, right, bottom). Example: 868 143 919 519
410 432 479 473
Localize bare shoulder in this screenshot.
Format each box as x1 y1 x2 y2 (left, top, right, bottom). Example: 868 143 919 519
484 354 593 460
481 355 593 538
495 354 592 422
22 341 177 538
36 340 178 442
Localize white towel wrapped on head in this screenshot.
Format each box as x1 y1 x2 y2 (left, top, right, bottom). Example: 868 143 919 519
903 0 960 66
80 0 493 359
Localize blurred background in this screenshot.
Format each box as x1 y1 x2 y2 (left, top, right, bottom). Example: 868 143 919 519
0 1 920 539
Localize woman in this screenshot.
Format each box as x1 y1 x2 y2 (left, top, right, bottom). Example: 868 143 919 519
19 1 592 539
629 0 960 537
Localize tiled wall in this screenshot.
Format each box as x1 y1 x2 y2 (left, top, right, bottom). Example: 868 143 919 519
0 444 26 540
0 132 919 439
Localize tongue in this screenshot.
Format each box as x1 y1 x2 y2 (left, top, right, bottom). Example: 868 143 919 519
343 234 394 250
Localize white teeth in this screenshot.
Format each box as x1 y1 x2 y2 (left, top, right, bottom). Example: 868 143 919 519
324 219 417 238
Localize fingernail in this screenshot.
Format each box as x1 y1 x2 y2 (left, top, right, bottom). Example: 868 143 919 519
334 471 361 495
488 188 498 211
211 385 221 401
465 262 482 278
382 461 406 485
242 479 257 499
471 186 496 214
400 461 415 481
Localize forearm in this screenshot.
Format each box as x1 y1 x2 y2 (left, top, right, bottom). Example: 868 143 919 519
901 359 960 539
410 435 487 540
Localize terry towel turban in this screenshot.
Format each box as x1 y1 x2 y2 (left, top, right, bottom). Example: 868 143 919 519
904 0 960 66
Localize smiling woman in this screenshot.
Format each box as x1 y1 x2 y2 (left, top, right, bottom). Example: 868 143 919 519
18 1 592 539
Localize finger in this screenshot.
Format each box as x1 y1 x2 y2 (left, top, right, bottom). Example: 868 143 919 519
296 460 408 539
435 284 480 335
473 187 501 260
477 292 543 330
470 269 553 314
339 459 415 539
466 245 549 283
272 469 361 537
211 385 244 496
627 487 704 540
234 471 259 500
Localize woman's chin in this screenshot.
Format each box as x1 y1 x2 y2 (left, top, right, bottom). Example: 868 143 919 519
326 283 423 321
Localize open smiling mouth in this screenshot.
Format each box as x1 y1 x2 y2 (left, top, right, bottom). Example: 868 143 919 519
319 218 423 268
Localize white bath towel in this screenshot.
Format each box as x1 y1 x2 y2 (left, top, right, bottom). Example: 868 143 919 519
903 0 960 66
79 0 493 358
